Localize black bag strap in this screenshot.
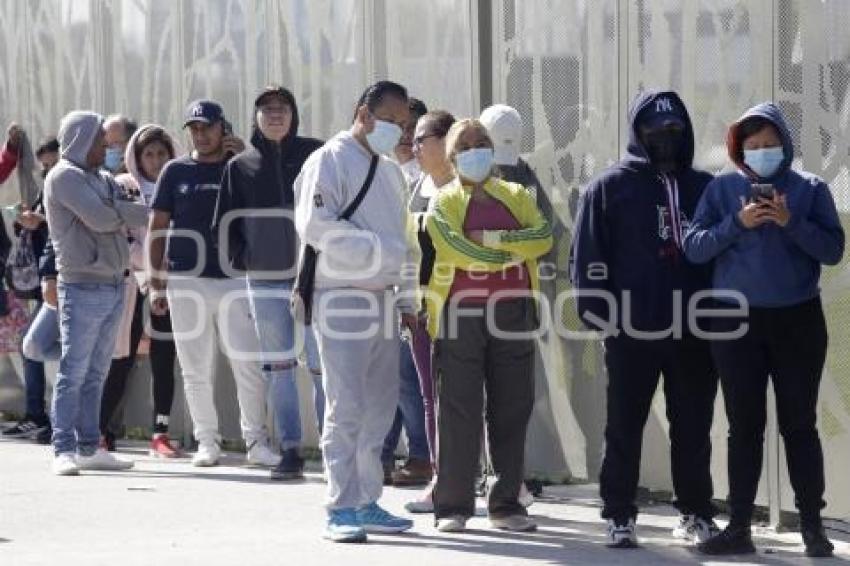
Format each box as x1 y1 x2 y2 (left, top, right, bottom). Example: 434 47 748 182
339 155 379 221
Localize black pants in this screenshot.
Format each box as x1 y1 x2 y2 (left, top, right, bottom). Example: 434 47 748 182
711 297 828 526
433 299 535 520
599 333 718 521
100 291 177 435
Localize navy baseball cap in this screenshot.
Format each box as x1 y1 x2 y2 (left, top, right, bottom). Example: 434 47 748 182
638 95 686 130
183 99 224 128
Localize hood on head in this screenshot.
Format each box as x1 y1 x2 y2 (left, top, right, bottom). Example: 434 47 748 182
250 86 300 151
58 111 104 168
123 123 183 184
625 90 695 168
726 102 794 181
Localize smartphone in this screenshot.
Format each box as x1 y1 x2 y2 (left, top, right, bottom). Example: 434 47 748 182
750 183 775 202
222 119 235 158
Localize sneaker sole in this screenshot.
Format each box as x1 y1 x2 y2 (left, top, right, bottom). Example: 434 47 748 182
192 460 219 467
404 504 434 514
3 431 43 440
437 524 466 533
270 472 305 481
491 523 538 532
54 468 80 476
77 465 134 471
362 524 413 534
245 461 280 468
324 532 368 543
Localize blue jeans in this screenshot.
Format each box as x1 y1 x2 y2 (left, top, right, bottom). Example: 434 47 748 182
382 340 429 464
52 281 125 456
246 279 324 450
20 301 52 422
22 302 61 362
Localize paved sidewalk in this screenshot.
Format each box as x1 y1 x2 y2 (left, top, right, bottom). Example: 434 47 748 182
1 440 848 565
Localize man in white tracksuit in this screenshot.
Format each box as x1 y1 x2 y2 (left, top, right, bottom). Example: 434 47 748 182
294 80 420 543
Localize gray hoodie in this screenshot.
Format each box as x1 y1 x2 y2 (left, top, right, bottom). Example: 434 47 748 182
44 111 149 284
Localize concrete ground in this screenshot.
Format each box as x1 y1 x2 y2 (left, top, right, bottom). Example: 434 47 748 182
1 439 848 566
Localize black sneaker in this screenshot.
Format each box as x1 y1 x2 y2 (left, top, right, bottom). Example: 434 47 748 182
270 448 304 481
2 418 49 440
802 525 834 558
35 424 52 445
697 524 756 555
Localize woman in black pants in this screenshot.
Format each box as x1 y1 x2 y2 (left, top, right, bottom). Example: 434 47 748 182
684 102 844 558
100 125 179 457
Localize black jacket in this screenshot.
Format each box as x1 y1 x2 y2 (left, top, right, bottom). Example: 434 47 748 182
214 94 322 279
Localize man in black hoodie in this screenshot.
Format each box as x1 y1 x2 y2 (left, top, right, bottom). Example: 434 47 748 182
570 90 719 548
214 86 324 481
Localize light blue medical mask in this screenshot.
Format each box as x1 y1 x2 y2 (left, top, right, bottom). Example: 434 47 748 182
743 147 784 179
455 148 494 183
104 146 124 172
365 118 403 155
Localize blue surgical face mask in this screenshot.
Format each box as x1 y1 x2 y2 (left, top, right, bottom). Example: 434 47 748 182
104 146 123 172
743 146 784 179
366 118 403 155
455 148 494 183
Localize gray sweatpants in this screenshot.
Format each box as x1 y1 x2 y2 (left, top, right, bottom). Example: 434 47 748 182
313 288 400 510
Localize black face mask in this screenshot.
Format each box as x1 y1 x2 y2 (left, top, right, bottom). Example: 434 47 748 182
641 128 684 173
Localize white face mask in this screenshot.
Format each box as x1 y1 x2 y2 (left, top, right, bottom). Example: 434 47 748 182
455 148 494 183
366 118 403 155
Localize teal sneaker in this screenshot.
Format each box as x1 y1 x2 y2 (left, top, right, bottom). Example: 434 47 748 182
324 508 367 543
356 502 413 533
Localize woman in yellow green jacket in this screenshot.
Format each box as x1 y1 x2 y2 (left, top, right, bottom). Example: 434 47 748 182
425 118 552 533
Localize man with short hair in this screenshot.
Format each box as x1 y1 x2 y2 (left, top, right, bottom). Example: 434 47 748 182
295 80 419 542
214 86 324 480
103 114 137 174
148 100 277 469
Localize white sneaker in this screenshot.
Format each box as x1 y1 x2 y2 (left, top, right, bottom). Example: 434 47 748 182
673 514 720 544
490 514 537 532
519 483 534 508
53 453 79 476
192 442 221 467
76 449 134 471
436 515 467 533
607 518 638 548
246 442 280 468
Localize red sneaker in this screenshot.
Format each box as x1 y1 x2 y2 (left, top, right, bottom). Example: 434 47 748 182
149 433 180 458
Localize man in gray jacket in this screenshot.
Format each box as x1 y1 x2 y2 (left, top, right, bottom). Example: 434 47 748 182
44 110 149 476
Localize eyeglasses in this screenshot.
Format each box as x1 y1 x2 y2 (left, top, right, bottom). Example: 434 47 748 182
413 133 440 147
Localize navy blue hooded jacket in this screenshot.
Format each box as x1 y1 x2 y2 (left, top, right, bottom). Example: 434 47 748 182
683 102 844 308
569 90 714 333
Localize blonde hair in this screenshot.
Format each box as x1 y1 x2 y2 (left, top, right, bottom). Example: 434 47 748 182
444 118 493 164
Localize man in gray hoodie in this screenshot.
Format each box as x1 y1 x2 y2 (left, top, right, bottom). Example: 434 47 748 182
44 110 149 476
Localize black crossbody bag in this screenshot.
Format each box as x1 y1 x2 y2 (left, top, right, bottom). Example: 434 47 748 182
291 155 379 325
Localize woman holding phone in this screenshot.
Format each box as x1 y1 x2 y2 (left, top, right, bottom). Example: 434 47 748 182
683 102 844 558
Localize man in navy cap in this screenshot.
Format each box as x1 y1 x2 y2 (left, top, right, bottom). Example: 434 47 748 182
570 90 720 548
147 100 280 468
